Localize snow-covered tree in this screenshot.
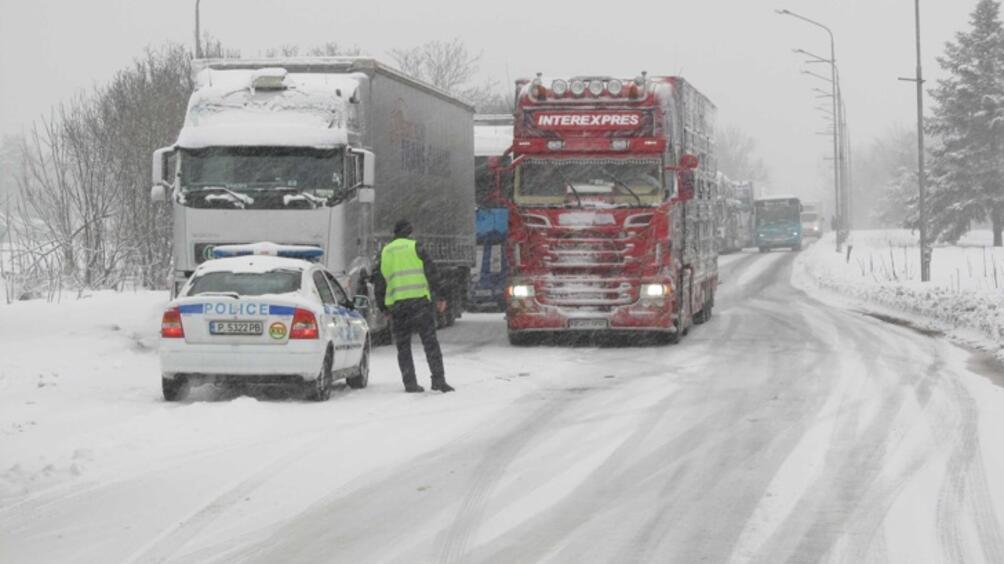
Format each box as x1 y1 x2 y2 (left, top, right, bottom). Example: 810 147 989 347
927 0 1004 245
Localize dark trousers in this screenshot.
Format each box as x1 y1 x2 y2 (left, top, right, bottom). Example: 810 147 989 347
390 298 445 385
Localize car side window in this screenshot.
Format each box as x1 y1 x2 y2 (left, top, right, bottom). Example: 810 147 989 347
323 271 351 306
312 271 337 305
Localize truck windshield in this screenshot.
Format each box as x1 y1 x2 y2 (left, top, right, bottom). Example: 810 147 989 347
187 270 302 297
179 147 344 209
515 158 664 207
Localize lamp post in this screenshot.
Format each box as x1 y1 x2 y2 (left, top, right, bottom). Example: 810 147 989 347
194 0 202 58
898 0 930 282
777 8 843 252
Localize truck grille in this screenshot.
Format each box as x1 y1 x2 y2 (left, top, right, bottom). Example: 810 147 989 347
538 276 635 308
539 232 635 270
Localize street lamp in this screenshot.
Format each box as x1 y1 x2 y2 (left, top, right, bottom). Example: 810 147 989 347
195 0 202 58
777 8 843 252
898 0 930 282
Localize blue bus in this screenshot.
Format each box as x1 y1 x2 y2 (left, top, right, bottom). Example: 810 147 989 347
754 195 803 252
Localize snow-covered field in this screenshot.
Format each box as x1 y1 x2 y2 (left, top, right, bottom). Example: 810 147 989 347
794 230 1004 359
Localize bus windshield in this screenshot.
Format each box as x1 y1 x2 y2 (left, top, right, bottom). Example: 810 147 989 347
756 200 801 226
515 158 664 207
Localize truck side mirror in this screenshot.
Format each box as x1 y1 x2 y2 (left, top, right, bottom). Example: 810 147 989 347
677 170 696 202
352 149 375 187
486 156 502 171
151 146 176 203
679 153 700 170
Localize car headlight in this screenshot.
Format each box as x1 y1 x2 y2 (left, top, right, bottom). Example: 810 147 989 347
510 284 534 299
641 283 667 298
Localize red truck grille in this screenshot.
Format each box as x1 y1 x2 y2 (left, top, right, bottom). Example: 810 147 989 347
539 233 634 270
539 276 635 308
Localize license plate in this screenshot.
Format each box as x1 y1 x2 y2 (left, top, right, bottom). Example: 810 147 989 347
568 319 608 330
209 320 264 335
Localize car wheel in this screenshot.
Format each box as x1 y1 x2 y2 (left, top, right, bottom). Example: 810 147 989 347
347 341 370 389
306 351 333 401
162 376 187 402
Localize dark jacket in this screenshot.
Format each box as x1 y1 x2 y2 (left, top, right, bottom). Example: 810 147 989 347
373 236 439 312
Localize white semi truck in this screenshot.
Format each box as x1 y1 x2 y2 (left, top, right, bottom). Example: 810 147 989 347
151 58 476 339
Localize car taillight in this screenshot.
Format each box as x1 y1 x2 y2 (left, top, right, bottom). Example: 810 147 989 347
289 308 319 339
161 307 184 338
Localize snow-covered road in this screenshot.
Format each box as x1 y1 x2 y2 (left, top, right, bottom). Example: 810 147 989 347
3 245 1004 563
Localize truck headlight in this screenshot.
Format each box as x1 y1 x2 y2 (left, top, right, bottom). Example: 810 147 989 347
641 283 667 298
510 284 534 299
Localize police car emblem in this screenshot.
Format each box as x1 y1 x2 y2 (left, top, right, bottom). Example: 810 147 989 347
269 322 287 339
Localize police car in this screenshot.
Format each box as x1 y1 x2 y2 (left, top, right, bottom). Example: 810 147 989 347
159 243 370 401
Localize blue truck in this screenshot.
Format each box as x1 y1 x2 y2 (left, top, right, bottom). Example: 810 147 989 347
468 115 513 311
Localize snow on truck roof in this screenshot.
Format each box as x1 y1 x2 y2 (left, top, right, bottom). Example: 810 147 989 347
177 66 361 149
756 194 800 201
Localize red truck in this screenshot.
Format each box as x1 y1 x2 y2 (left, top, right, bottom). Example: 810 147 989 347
492 73 718 345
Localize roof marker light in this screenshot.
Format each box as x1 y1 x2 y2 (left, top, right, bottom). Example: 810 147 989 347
588 80 605 97
551 79 568 97
547 140 564 150
611 139 629 151
570 80 586 97
607 79 623 96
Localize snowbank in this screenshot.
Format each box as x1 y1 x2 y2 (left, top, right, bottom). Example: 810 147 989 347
793 230 1004 358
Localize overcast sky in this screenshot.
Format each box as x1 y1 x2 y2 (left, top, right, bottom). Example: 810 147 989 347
0 0 980 206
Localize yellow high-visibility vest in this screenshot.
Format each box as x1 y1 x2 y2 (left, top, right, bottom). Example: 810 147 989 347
381 238 431 307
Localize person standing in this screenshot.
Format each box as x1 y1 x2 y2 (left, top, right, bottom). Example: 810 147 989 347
374 219 455 393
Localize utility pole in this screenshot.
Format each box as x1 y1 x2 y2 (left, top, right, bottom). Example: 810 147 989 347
899 0 930 281
195 0 202 59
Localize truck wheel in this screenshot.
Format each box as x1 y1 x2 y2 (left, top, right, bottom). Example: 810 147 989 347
305 352 333 401
162 376 187 402
346 343 370 389
508 331 536 346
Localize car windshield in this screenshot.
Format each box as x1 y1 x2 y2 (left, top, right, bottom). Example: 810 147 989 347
515 158 664 206
179 147 344 209
187 270 302 296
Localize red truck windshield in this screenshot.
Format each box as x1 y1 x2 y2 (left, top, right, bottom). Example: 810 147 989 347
514 158 664 207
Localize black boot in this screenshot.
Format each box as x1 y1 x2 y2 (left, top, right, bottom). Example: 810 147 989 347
404 383 425 393
431 381 455 393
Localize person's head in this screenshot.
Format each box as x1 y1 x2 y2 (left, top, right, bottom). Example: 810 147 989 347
393 219 414 238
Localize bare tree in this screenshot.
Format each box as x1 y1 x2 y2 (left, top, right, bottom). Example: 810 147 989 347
306 42 362 56
716 125 769 182
390 38 501 110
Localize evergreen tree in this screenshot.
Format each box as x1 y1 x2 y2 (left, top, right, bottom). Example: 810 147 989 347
927 0 1004 245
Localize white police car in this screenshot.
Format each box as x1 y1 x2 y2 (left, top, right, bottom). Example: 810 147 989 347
159 243 370 401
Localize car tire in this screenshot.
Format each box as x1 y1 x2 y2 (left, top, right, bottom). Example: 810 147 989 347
346 342 370 389
306 351 333 401
162 376 187 402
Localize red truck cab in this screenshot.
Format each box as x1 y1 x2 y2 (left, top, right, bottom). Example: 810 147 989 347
497 74 718 345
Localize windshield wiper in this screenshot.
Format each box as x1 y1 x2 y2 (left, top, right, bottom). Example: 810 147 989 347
603 173 643 206
271 186 329 208
554 171 583 208
187 186 255 206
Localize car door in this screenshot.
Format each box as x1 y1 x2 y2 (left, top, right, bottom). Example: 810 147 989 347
325 270 367 367
311 269 345 370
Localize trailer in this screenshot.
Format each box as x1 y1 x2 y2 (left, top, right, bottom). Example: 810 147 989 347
469 114 513 311
151 57 476 339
